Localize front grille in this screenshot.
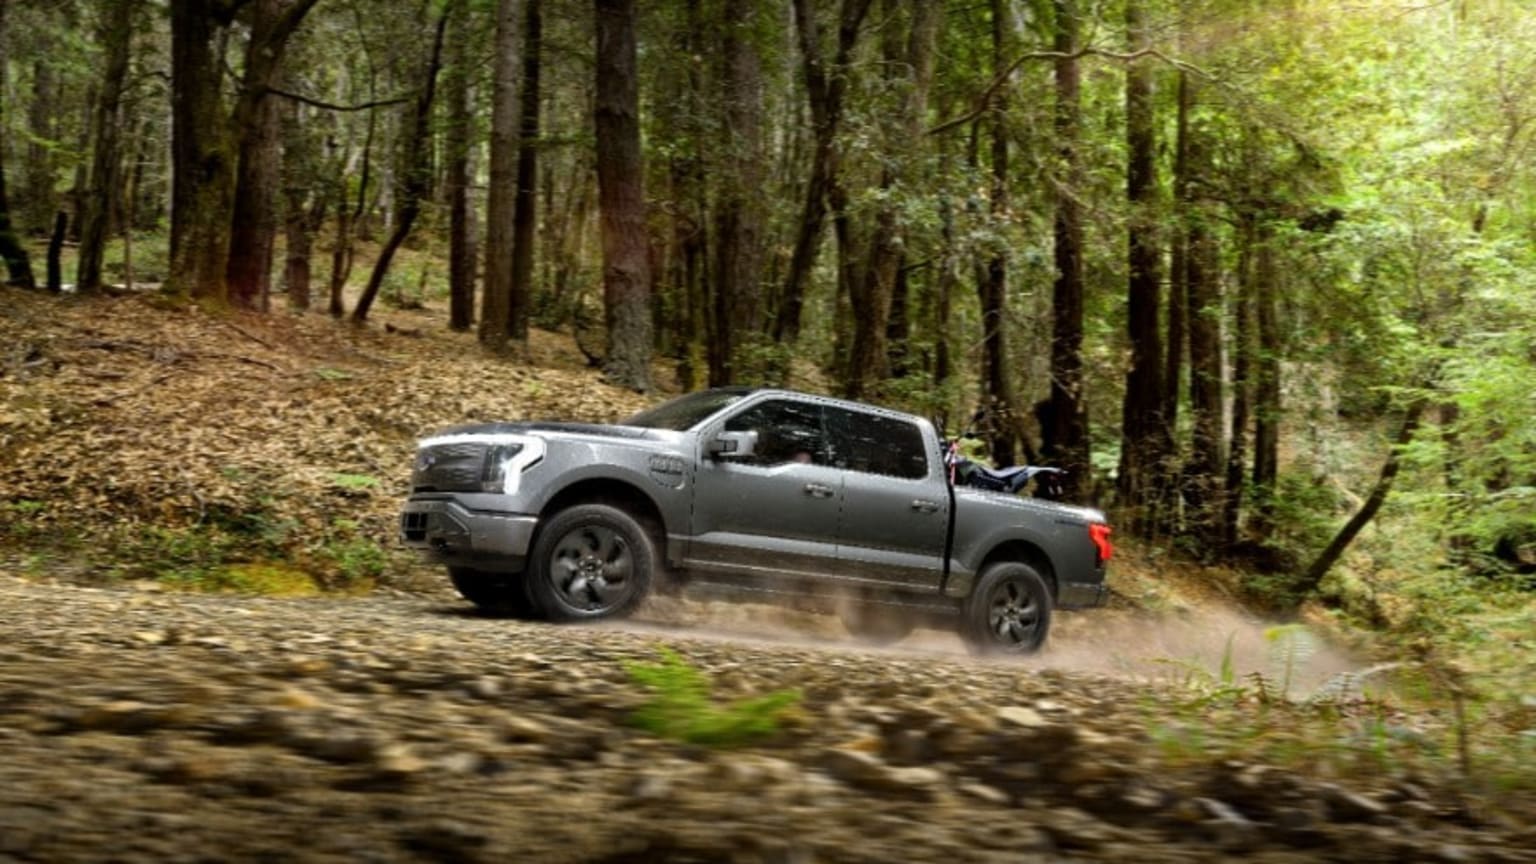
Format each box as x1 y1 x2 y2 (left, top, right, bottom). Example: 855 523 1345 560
401 511 429 541
411 442 488 492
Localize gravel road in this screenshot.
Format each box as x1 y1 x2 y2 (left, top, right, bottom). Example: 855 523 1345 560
0 575 1530 864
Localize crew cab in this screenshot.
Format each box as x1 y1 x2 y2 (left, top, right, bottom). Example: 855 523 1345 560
399 388 1110 654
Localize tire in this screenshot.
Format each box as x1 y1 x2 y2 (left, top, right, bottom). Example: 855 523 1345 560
838 602 916 646
960 561 1053 656
447 567 542 619
525 503 655 622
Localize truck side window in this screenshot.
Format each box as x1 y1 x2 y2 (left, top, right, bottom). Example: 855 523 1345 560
827 408 929 479
722 400 828 467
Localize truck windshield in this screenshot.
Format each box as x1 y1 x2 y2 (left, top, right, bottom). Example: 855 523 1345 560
624 389 753 430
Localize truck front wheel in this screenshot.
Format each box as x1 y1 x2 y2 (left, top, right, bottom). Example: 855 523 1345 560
526 504 654 622
960 561 1053 656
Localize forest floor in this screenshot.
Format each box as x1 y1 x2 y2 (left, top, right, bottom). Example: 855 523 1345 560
1 284 1533 861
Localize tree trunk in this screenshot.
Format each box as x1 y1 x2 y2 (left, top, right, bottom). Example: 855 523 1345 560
352 6 450 324
1250 220 1281 538
1223 217 1255 552
1184 109 1225 550
1044 0 1090 499
662 0 705 388
979 0 1021 467
480 0 520 351
934 195 956 388
0 0 37 289
509 0 543 341
844 0 939 400
774 0 872 345
227 0 320 310
593 0 652 391
445 1 476 332
1299 398 1428 596
708 0 765 386
330 106 375 317
1157 67 1191 535
77 0 135 295
45 212 66 293
1117 0 1166 535
168 1 238 302
25 58 59 234
280 99 327 312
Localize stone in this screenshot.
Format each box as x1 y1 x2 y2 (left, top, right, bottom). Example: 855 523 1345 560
997 705 1048 728
1321 783 1389 822
1195 797 1260 850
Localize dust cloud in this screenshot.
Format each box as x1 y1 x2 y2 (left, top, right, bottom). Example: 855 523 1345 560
615 593 1364 700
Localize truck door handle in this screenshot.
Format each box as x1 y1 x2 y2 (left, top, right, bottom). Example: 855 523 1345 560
804 483 835 499
911 499 940 513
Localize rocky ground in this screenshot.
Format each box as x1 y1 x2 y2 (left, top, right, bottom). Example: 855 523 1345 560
1 574 1531 864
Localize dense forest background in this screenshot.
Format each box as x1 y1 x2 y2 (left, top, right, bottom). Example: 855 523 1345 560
0 0 1532 610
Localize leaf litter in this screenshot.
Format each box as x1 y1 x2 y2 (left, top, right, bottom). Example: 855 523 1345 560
0 288 654 569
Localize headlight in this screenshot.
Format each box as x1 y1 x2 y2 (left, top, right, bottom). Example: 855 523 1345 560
478 437 545 493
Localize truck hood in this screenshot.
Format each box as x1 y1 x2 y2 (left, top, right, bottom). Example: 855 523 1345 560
428 421 658 441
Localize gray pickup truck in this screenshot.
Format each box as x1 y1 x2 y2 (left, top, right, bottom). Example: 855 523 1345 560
399 388 1111 654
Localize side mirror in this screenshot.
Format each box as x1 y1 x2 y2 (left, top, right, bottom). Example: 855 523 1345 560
708 430 758 460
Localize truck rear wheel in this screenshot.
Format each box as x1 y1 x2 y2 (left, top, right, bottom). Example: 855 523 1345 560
960 561 1052 656
448 568 542 619
526 503 654 622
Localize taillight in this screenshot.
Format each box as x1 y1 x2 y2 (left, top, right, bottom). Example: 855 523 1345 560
1088 523 1113 565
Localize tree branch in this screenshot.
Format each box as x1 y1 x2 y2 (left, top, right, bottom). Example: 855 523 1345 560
267 86 413 112
929 47 1208 136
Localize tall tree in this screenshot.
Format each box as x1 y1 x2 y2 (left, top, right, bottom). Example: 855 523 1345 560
1116 0 1167 533
279 98 328 311
167 0 243 301
1223 216 1256 551
1250 220 1281 536
444 0 477 331
593 0 652 391
76 0 136 295
1043 0 1090 499
480 0 520 351
773 0 873 345
978 0 1022 466
226 0 323 309
0 0 38 289
707 0 765 386
844 0 940 400
1183 102 1225 548
509 0 543 342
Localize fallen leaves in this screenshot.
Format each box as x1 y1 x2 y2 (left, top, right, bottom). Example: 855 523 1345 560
0 287 655 553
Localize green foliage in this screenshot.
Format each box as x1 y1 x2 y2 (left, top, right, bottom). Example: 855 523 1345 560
625 648 801 748
331 473 381 491
307 518 387 592
1264 624 1317 701
0 500 47 542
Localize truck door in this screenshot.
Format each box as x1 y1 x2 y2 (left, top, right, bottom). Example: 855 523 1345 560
688 398 844 579
824 406 949 591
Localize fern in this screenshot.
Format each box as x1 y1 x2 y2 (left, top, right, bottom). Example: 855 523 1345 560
625 647 801 748
1264 624 1316 700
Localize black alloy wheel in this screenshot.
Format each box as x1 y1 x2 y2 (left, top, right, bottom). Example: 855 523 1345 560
960 561 1053 655
527 503 655 622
